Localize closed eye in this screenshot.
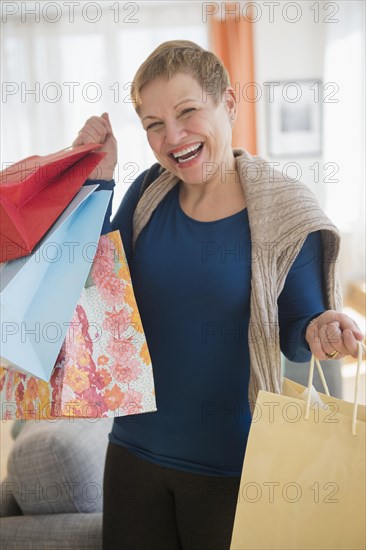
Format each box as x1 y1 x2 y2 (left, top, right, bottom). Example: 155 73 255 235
145 108 196 130
146 122 162 131
180 108 196 116
146 121 163 131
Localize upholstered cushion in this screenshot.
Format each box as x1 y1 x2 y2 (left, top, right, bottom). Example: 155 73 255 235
5 418 112 515
0 476 22 517
0 512 102 549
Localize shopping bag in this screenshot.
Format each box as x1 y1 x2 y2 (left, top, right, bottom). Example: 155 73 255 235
51 229 157 418
0 186 112 380
0 143 105 262
230 343 366 550
0 368 56 421
0 230 157 420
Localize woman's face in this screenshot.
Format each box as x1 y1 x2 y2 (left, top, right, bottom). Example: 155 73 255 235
138 72 236 186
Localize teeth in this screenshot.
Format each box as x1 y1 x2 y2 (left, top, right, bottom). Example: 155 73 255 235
177 150 201 163
172 143 202 158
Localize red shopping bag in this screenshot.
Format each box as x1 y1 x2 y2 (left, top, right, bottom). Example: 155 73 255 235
0 143 105 262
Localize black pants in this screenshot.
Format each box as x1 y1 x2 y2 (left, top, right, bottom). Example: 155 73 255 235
103 442 241 550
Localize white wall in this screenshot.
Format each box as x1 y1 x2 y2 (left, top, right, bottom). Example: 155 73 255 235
252 1 365 289
253 1 326 205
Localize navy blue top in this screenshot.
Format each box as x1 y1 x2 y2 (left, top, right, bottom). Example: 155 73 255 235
87 171 326 476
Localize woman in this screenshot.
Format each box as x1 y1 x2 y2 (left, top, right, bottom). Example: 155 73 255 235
73 41 363 550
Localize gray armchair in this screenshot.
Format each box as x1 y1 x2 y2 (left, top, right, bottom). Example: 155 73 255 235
0 417 113 549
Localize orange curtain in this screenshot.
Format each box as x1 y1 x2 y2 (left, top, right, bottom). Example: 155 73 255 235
209 5 257 153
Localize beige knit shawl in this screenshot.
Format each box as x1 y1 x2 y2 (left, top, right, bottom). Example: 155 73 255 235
132 149 343 412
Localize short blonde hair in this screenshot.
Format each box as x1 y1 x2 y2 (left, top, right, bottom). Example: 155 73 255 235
131 40 230 111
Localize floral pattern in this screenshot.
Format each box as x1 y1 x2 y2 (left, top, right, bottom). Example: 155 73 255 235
0 231 156 420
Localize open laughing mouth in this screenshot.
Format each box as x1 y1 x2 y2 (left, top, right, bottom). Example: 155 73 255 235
169 142 204 164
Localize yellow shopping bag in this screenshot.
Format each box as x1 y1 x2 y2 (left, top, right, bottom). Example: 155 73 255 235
230 342 365 550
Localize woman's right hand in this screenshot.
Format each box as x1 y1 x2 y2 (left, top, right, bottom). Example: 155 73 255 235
72 112 117 181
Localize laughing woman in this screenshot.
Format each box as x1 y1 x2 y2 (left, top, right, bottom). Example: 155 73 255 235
73 41 363 550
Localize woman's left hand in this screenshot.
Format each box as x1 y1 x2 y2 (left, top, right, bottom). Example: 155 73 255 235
305 310 364 360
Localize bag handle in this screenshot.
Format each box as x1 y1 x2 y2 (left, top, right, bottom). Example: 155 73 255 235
305 341 366 436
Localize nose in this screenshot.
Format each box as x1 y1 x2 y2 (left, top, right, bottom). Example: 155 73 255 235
164 119 187 146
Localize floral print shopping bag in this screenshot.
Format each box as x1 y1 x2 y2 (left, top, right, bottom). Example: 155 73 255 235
0 231 157 420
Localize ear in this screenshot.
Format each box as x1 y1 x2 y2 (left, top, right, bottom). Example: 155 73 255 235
223 87 237 123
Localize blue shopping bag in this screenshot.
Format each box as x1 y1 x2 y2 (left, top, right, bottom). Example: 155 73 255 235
0 186 112 380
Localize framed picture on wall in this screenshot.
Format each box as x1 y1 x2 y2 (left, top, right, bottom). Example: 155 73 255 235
266 79 322 157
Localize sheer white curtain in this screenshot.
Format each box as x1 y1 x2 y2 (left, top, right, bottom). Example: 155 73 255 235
1 1 208 214
322 0 365 287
